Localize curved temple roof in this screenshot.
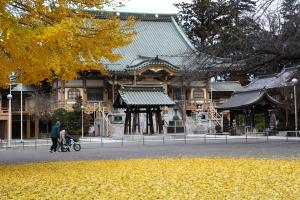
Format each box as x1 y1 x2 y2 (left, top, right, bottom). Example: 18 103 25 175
244 66 300 91
113 85 175 108
94 12 238 73
218 90 282 110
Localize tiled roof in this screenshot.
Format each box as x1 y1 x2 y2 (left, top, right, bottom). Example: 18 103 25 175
126 56 180 72
218 90 282 110
94 12 237 73
115 85 175 107
244 66 300 91
92 12 175 22
11 84 39 92
210 81 244 92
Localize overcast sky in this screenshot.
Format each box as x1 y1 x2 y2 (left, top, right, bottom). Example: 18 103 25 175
106 0 281 15
110 0 189 14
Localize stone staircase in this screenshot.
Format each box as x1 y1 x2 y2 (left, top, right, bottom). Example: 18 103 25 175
207 103 223 132
176 99 224 133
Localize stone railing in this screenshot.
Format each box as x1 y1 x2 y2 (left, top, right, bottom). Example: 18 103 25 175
50 100 112 114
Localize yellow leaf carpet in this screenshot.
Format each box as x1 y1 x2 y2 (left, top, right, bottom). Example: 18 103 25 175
0 158 299 199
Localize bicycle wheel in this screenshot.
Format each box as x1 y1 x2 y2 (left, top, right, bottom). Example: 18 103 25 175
61 147 68 152
73 143 81 151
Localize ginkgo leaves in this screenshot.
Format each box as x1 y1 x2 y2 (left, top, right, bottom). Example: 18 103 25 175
0 158 299 199
0 0 135 87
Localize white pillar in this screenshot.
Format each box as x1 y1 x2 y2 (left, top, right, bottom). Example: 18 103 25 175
294 84 298 131
7 84 12 147
21 83 23 141
292 78 298 133
81 106 84 138
102 105 105 137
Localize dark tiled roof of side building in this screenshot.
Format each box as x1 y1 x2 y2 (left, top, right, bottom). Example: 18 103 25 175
244 65 300 91
218 90 282 110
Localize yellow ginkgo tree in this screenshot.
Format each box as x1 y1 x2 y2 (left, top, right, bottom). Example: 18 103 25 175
0 0 135 87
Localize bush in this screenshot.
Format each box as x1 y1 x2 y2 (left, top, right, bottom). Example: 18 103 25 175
51 108 91 136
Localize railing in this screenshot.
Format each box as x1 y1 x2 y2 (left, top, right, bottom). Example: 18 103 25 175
183 100 216 112
1 134 300 150
185 101 197 111
90 103 113 137
208 105 223 128
1 107 26 113
173 99 223 132
51 100 112 113
97 114 113 137
86 101 111 113
0 109 8 114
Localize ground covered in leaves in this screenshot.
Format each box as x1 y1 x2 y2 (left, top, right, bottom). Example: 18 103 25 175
0 158 299 199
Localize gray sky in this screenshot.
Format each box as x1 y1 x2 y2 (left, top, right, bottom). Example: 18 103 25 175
112 0 189 14
107 0 281 15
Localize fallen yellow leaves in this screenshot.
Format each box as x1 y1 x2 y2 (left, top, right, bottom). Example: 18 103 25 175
0 158 299 199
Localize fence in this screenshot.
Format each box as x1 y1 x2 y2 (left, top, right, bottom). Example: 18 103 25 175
1 132 300 150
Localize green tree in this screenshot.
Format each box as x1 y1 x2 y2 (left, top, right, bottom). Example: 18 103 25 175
52 96 91 135
281 0 300 21
177 0 300 77
72 96 83 111
176 0 256 51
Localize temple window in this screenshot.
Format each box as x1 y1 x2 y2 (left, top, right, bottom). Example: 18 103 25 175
68 89 81 100
87 88 103 101
193 89 204 99
172 87 182 100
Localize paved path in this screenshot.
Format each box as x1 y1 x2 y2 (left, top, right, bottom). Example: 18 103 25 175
1 141 300 164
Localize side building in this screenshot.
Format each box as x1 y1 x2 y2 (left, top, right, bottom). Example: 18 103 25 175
219 65 300 134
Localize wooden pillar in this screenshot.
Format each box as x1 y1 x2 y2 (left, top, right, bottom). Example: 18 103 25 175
284 94 289 127
103 87 109 103
112 76 115 102
61 81 66 104
285 108 289 128
137 110 141 133
26 119 31 139
128 109 132 135
132 109 138 133
265 110 270 128
243 110 246 125
155 111 158 133
230 112 235 128
1 121 7 139
124 109 129 135
251 110 255 131
82 79 87 102
146 109 149 135
34 118 39 139
149 109 154 134
157 108 163 134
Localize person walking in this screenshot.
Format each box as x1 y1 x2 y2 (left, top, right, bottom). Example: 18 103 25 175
50 121 60 153
58 128 66 152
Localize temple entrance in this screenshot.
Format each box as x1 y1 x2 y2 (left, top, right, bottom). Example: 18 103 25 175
113 85 175 135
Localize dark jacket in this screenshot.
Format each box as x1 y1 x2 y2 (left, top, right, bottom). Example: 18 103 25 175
51 124 60 138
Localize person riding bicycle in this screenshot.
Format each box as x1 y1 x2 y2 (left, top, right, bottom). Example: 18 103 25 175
65 132 73 146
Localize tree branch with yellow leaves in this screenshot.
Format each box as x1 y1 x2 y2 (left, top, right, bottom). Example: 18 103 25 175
0 0 135 87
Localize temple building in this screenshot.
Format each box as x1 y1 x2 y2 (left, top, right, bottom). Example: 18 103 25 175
0 12 241 139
